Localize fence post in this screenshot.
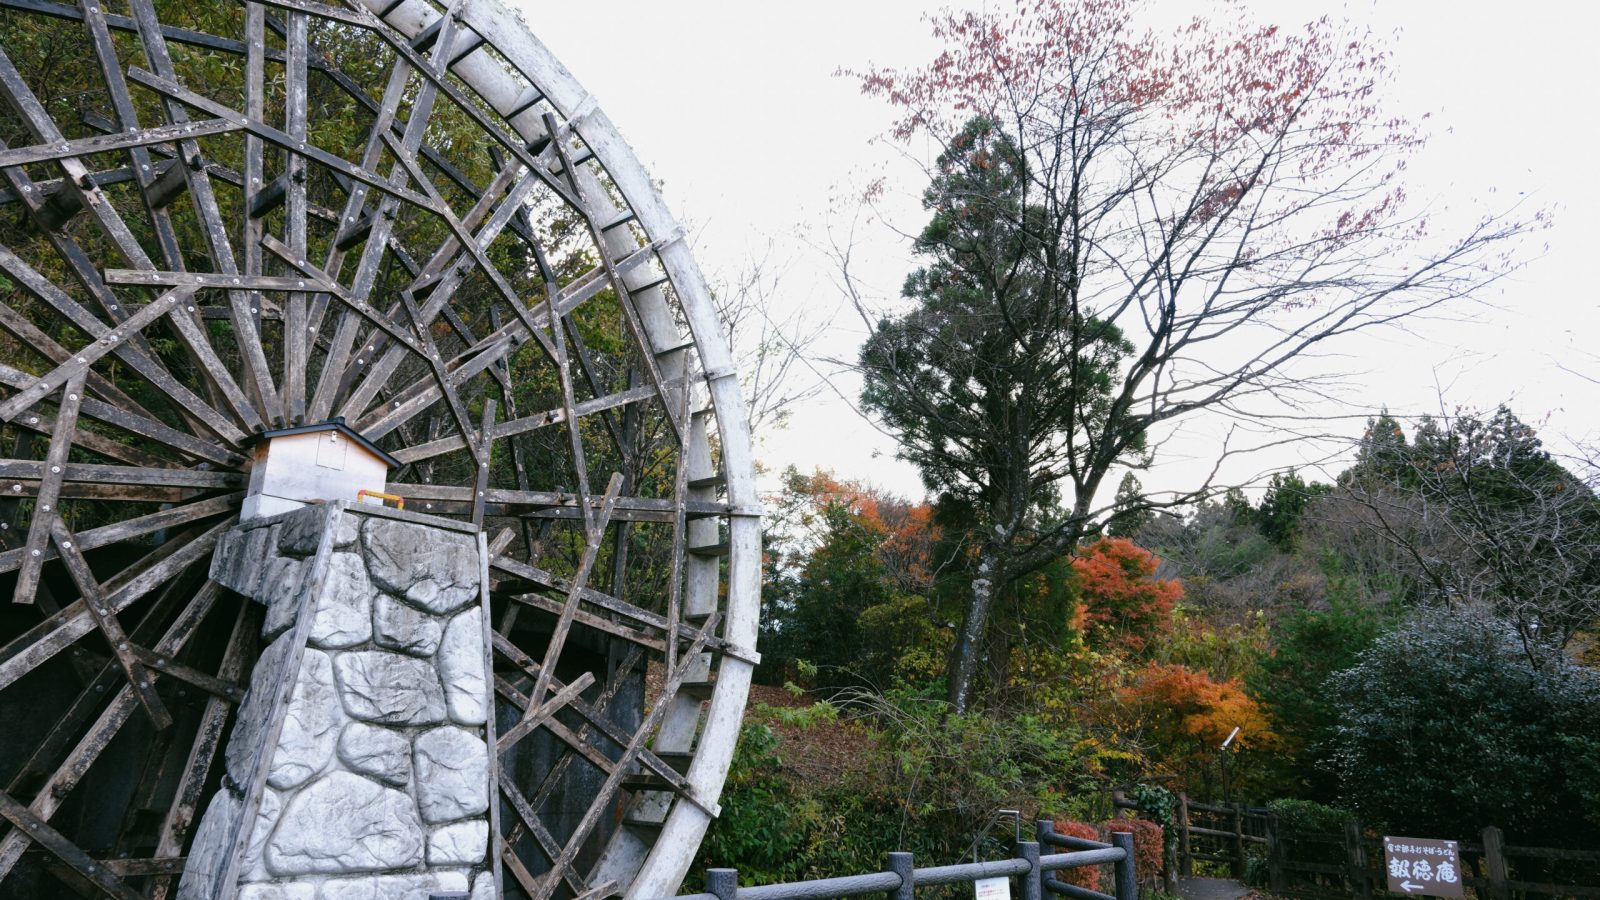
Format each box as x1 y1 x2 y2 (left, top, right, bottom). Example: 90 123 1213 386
1176 794 1192 877
888 851 915 900
1343 819 1370 900
1265 812 1285 895
1231 804 1245 879
1482 826 1510 900
1019 840 1042 900
1162 826 1179 896
708 868 739 900
1112 830 1138 900
1037 819 1055 847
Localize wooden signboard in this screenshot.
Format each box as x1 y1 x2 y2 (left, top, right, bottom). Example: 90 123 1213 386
1383 836 1465 898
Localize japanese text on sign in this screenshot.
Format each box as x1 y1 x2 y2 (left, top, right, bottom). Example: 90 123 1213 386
1383 836 1464 899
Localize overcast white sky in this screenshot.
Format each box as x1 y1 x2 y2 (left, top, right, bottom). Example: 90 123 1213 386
521 0 1599 503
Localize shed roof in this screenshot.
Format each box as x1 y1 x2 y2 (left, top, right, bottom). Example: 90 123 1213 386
245 418 401 469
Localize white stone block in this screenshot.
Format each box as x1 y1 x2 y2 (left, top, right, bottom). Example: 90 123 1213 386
426 819 487 866
316 871 468 900
336 722 411 786
412 726 490 823
403 578 478 615
240 884 316 900
175 789 239 900
265 772 424 875
227 633 298 785
267 649 343 791
332 651 447 725
438 608 487 725
372 593 444 657
260 555 308 641
277 506 333 557
331 512 359 549
239 789 283 883
364 519 478 613
309 553 374 650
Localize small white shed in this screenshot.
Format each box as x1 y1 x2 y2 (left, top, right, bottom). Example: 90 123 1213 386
240 419 400 520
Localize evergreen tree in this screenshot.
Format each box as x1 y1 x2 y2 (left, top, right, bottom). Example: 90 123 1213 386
1107 473 1154 539
1255 471 1331 552
860 117 1134 710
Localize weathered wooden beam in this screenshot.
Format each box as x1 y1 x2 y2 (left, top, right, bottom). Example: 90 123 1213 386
0 517 234 689
0 462 241 490
496 671 594 752
497 774 586 893
125 0 281 427
4 573 197 797
509 591 664 652
49 519 173 728
149 599 251 900
525 474 623 711
126 68 441 215
0 790 144 900
533 614 722 900
12 376 84 604
0 563 229 881
0 248 247 448
0 118 241 168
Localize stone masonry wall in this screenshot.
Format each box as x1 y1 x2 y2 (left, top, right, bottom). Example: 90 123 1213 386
179 502 496 900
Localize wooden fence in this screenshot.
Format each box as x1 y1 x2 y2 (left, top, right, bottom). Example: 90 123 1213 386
1112 794 1600 900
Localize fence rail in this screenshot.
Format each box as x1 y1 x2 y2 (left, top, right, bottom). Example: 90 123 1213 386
656 821 1137 900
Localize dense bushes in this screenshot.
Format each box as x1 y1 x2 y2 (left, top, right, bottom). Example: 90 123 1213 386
1103 817 1164 886
1324 609 1600 844
1265 798 1353 834
699 693 1094 886
1048 821 1104 892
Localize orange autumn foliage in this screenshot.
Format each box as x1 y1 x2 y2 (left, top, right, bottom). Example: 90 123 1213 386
1118 662 1277 777
1102 817 1164 886
1071 538 1183 652
787 470 940 595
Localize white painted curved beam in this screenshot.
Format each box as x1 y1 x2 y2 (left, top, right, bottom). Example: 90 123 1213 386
356 1 760 897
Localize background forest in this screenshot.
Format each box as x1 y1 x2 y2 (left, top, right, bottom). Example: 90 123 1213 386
699 409 1600 884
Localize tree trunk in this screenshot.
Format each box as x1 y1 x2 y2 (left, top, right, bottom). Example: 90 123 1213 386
946 541 1002 714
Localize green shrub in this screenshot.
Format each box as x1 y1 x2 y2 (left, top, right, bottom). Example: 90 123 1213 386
1324 609 1600 844
1240 852 1270 887
1266 798 1351 835
698 690 1095 887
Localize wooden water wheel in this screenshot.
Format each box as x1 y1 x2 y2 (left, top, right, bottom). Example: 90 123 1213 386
0 0 759 896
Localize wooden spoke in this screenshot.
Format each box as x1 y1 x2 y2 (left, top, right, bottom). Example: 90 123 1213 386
0 791 144 900
48 519 173 728
0 567 233 882
526 473 623 709
0 120 243 169
334 162 543 423
532 614 722 900
543 112 684 445
0 250 248 447
496 671 595 752
149 598 253 900
5 569 200 799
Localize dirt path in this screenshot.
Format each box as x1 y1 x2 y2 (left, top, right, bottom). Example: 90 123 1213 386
1177 877 1253 900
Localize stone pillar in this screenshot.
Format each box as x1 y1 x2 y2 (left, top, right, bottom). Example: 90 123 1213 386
179 502 497 900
